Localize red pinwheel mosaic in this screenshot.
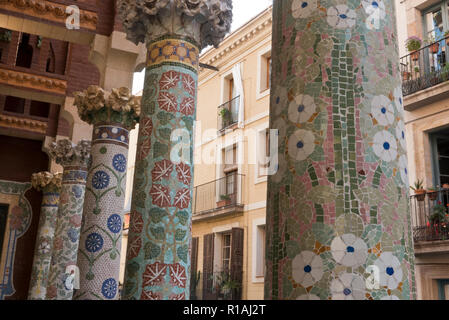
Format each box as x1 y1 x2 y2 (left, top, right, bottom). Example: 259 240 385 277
142 262 168 287
180 97 195 115
137 138 151 161
141 290 162 300
159 71 180 90
152 159 174 182
175 162 191 185
173 188 190 209
182 74 196 97
127 233 142 260
169 292 186 300
130 210 144 234
140 117 153 137
158 92 177 113
168 263 187 288
150 184 171 208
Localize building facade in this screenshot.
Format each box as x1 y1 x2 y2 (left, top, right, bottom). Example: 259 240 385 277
191 7 272 300
0 1 144 299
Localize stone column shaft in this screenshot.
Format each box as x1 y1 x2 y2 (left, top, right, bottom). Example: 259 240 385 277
46 140 91 300
265 0 416 300
28 172 62 300
117 0 232 300
73 86 139 300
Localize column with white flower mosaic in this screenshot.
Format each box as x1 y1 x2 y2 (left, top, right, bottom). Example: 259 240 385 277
28 172 62 300
266 0 416 300
46 140 91 300
72 86 140 300
117 0 232 300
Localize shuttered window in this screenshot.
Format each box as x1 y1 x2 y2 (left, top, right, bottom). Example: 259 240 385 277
230 228 244 300
202 233 215 300
190 237 199 299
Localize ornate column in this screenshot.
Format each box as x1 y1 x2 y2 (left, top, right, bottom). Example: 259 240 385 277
46 140 91 300
265 0 416 300
28 172 62 300
117 0 232 300
72 86 139 300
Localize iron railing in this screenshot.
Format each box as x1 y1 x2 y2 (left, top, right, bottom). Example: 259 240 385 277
192 172 244 215
410 188 449 242
198 271 243 300
217 96 240 131
401 36 449 96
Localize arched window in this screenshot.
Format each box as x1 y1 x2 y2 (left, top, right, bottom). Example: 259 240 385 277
15 33 33 68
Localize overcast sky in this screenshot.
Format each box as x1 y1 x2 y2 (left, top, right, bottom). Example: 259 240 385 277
132 0 273 94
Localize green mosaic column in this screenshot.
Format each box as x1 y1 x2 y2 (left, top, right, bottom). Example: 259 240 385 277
28 172 62 300
117 0 232 300
46 140 91 300
266 0 416 300
72 86 139 300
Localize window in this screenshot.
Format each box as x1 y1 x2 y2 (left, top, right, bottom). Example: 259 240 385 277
222 233 231 273
252 218 266 282
259 50 272 94
222 144 238 202
430 128 449 187
256 127 271 182
437 279 449 300
30 100 50 118
4 96 25 114
16 33 33 68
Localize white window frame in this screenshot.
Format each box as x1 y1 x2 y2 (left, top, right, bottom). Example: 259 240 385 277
254 122 270 184
256 46 271 100
252 217 266 283
212 223 240 274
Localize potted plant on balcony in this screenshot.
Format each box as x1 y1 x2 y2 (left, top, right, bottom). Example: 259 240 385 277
427 186 438 201
214 271 240 300
0 30 11 43
425 35 440 54
414 66 420 76
218 108 232 128
429 202 447 225
402 70 411 81
410 179 426 201
442 183 449 189
406 36 422 61
217 194 231 207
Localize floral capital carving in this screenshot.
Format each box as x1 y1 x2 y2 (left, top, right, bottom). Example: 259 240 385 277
117 0 233 49
31 172 62 192
49 139 91 168
74 86 140 130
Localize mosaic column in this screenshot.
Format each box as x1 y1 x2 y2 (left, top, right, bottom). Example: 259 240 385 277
72 86 140 300
117 0 232 300
265 0 416 300
46 140 91 300
28 172 62 300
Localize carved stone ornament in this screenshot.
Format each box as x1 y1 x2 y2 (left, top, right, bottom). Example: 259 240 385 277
117 0 233 49
74 86 140 130
31 172 62 192
49 139 91 167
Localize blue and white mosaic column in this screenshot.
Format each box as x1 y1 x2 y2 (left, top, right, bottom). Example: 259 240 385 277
265 0 416 300
46 140 91 300
73 86 139 300
28 172 62 300
117 0 232 300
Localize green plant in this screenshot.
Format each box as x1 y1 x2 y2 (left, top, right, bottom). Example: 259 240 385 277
414 66 419 73
219 108 231 119
429 203 447 224
0 30 12 43
406 36 422 52
410 179 425 191
220 194 231 201
212 271 240 299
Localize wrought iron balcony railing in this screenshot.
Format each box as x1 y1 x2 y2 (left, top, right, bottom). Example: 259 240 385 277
192 172 244 216
198 271 243 300
217 96 240 132
410 188 449 242
401 36 449 96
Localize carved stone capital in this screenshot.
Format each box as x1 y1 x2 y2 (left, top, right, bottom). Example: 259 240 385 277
117 0 233 49
74 86 140 130
31 172 62 192
49 139 91 168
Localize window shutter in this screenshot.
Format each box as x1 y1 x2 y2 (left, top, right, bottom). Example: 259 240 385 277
202 233 215 300
190 237 199 299
230 228 244 300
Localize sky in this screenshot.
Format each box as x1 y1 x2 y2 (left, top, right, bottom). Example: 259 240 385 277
132 0 273 94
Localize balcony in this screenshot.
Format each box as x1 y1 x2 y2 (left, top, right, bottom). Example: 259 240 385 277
410 188 449 243
218 96 240 132
401 36 449 98
192 172 245 221
196 271 243 300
